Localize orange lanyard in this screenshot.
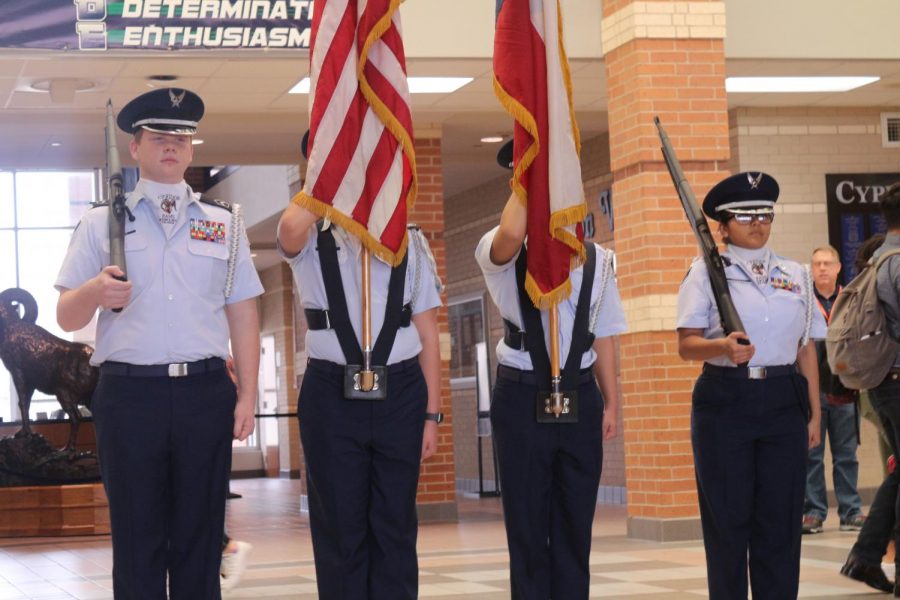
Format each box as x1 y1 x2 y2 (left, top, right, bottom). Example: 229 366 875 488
815 286 841 325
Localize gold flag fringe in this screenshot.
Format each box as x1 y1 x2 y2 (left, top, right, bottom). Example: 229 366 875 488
292 191 409 267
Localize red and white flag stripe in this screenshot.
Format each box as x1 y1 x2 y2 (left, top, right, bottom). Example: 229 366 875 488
296 0 415 265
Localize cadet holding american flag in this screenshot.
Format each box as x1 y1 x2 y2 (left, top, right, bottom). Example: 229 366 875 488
476 1 627 598
276 1 443 598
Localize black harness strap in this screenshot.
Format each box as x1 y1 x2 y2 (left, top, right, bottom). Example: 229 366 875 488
514 242 596 391
372 245 409 365
562 242 596 387
316 227 409 367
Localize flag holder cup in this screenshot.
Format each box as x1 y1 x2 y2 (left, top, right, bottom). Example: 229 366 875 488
343 246 387 400
535 304 578 423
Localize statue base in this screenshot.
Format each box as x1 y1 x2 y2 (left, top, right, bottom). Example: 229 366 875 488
0 482 109 537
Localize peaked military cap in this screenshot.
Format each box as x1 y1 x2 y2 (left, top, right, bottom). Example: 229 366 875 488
116 88 205 135
301 129 310 160
702 171 779 220
497 139 513 170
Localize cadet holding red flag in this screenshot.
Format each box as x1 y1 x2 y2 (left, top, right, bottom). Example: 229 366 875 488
476 1 627 597
276 1 443 598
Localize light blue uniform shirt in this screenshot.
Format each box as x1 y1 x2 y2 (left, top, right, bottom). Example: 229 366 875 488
281 224 443 365
677 247 826 367
475 226 628 370
55 181 264 366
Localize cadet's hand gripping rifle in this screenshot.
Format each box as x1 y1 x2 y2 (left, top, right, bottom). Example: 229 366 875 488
106 100 127 313
654 117 750 352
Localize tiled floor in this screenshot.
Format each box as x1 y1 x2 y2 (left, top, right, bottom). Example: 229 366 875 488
0 478 889 599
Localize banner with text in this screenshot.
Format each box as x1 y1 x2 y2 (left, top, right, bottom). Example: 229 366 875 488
825 173 898 283
0 0 313 51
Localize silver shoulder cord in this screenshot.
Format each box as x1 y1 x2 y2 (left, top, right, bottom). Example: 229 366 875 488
589 247 615 332
224 203 243 299
801 263 813 346
409 228 444 310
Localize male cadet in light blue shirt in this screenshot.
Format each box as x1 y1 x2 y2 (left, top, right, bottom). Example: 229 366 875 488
55 88 263 600
475 191 626 600
277 201 443 600
677 172 826 600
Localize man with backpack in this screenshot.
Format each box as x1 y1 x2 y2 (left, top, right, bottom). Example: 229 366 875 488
802 246 865 535
839 183 900 594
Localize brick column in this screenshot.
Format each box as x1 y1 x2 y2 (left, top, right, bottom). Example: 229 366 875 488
411 131 458 522
602 0 730 541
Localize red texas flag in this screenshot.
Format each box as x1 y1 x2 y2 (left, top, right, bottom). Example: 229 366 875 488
494 0 586 308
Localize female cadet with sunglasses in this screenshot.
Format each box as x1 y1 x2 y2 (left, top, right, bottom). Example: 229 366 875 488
676 172 825 600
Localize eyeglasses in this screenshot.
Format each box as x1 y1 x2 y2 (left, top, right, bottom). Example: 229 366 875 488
728 212 774 225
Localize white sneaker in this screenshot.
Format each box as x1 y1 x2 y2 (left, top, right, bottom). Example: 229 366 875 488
220 540 253 594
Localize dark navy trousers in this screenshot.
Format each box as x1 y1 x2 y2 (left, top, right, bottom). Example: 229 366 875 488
92 369 236 600
691 371 809 600
299 358 427 600
848 371 900 567
490 370 604 600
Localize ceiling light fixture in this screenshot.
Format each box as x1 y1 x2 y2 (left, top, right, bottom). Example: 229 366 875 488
192 139 204 145
29 78 96 103
480 136 504 144
289 76 473 95
725 76 880 93
49 141 62 147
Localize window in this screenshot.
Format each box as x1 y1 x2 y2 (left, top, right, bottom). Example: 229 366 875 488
0 170 98 423
447 296 487 381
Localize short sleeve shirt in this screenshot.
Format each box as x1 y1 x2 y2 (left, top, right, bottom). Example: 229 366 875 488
55 182 264 365
475 226 628 370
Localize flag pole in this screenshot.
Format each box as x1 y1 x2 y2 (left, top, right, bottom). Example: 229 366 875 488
548 301 564 417
360 246 375 391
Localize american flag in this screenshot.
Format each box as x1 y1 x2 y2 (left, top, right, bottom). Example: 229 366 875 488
494 0 586 308
294 0 416 265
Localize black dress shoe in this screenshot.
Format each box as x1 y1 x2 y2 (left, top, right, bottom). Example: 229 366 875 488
894 581 900 598
840 554 893 593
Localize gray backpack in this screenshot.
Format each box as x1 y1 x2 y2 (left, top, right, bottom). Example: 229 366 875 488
826 248 900 390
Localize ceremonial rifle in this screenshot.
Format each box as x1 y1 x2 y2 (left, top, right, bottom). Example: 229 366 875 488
105 100 127 313
654 117 750 349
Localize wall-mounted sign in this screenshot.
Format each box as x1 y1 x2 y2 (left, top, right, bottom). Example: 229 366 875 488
825 173 897 283
0 0 313 51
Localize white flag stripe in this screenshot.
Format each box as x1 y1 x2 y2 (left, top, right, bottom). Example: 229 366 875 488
530 0 546 39
544 0 583 215
305 47 360 191
368 145 404 235
367 39 409 101
332 107 386 215
307 0 350 107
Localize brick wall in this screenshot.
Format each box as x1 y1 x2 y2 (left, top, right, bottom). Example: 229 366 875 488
603 27 730 531
411 136 457 514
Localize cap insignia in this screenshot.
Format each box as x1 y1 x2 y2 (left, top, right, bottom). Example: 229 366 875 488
169 89 185 108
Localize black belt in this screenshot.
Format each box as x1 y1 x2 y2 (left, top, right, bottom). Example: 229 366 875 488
497 364 594 387
702 363 796 380
307 356 420 375
100 357 226 378
503 320 526 351
305 305 412 331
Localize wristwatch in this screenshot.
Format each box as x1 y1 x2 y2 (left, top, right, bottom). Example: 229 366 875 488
425 412 444 424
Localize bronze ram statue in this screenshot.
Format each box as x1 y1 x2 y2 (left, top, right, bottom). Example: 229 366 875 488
0 288 98 451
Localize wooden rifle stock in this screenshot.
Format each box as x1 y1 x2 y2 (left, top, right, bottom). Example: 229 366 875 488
654 117 750 348
105 100 127 313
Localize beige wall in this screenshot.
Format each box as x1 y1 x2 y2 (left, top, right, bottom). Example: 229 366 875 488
731 106 900 495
